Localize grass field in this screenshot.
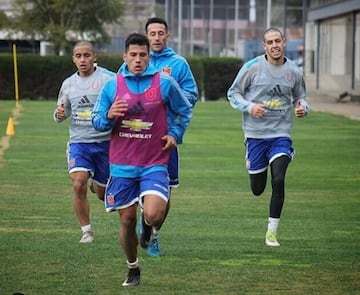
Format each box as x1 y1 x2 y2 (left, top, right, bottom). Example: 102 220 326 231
0 100 359 295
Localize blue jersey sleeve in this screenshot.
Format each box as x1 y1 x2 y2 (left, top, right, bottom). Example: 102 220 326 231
160 74 193 144
92 78 117 131
175 59 199 107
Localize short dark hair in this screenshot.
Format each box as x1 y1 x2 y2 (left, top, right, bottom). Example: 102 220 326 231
125 33 150 52
145 17 168 33
73 41 95 54
263 27 284 42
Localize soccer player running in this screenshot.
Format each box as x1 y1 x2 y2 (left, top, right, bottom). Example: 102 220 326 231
54 41 115 243
92 33 192 286
143 17 199 257
227 27 310 247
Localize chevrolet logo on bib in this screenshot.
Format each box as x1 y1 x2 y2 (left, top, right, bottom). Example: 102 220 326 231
121 119 153 132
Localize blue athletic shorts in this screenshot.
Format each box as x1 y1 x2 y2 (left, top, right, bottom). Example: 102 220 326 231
104 170 170 212
67 141 110 186
245 137 294 174
168 147 179 187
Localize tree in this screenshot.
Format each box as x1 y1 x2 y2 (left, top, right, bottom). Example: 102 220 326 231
0 11 8 27
8 0 125 55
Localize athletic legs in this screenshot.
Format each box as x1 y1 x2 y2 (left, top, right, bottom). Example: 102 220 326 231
249 155 290 216
70 171 90 227
269 155 291 218
119 205 138 263
250 170 268 196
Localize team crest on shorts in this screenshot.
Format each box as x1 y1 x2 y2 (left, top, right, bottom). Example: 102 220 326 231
69 158 75 168
106 193 115 205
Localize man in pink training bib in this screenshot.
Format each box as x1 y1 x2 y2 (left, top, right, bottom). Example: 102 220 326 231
92 33 192 287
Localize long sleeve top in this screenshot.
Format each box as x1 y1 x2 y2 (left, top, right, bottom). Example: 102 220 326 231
227 55 310 139
54 66 115 143
149 46 199 107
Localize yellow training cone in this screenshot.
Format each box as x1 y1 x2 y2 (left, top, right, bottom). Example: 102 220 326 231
6 117 15 136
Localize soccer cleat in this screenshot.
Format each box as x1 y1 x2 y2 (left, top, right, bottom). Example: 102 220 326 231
147 236 161 257
265 231 280 247
139 213 152 249
79 231 94 243
122 267 140 287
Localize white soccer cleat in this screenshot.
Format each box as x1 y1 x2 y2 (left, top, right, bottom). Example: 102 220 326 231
265 231 280 247
79 231 94 243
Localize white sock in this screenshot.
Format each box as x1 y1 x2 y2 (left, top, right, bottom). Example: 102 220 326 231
127 258 139 269
152 228 159 239
267 217 280 233
81 224 91 233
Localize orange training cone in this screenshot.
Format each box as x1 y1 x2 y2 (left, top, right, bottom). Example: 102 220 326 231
6 117 15 136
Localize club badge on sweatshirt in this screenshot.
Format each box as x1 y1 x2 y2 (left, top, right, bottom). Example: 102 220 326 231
162 67 172 75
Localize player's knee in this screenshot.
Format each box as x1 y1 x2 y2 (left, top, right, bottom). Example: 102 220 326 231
249 171 267 196
144 211 165 229
251 182 266 196
252 190 263 196
121 214 137 229
271 175 285 189
145 214 160 228
73 180 87 195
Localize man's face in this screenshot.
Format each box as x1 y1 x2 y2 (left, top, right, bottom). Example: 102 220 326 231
72 45 96 77
123 44 150 75
146 23 169 52
263 31 286 64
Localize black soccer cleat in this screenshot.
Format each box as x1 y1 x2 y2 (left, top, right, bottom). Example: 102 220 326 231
122 267 140 287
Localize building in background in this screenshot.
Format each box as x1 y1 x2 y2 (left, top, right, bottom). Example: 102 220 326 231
0 0 41 53
99 0 156 54
157 0 360 97
1 0 358 96
157 0 304 61
0 0 304 59
304 0 360 96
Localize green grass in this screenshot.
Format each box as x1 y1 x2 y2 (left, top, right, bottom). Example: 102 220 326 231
0 100 359 295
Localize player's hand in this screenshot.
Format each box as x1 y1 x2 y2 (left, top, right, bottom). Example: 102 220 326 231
251 103 266 118
56 103 65 120
295 100 306 117
161 135 176 151
108 98 128 119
